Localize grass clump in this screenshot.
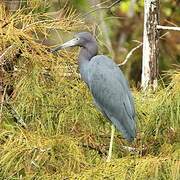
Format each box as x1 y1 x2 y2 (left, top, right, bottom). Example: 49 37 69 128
0 1 179 179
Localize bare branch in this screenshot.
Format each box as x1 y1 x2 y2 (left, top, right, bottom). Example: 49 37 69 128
22 19 56 31
4 102 27 128
159 32 169 39
157 25 180 32
164 20 178 27
82 0 121 17
118 42 142 66
91 0 110 8
0 45 13 61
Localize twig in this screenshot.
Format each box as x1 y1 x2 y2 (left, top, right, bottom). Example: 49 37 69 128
159 32 169 39
157 25 180 32
118 42 142 66
164 20 178 27
91 0 110 8
22 19 57 31
82 0 121 17
4 102 27 128
0 45 13 61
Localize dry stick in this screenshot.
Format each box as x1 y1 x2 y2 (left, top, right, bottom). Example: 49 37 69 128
90 0 111 8
164 20 178 27
22 19 57 31
82 0 121 17
159 32 169 39
157 25 180 32
4 102 27 128
118 42 142 66
118 30 171 67
0 45 13 61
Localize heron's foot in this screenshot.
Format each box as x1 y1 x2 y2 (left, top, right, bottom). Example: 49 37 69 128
122 145 137 153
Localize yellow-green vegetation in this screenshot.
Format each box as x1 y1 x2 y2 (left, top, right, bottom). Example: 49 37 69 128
0 2 179 179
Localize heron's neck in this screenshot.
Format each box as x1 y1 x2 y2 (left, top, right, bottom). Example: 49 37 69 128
78 46 97 82
79 41 98 60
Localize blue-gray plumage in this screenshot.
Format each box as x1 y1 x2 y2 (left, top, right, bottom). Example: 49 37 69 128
51 32 136 141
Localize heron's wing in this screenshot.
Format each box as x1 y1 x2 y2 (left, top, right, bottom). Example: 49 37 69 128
88 55 136 141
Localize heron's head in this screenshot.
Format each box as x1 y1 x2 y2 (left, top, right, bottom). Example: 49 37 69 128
51 32 98 54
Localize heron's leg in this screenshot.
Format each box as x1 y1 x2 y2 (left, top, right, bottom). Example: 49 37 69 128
106 125 115 162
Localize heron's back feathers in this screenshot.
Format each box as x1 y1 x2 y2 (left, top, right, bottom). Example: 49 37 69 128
86 55 136 141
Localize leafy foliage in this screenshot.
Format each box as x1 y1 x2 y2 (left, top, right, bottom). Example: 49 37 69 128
0 1 179 179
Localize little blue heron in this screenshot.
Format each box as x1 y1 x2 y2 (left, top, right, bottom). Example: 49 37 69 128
51 32 136 161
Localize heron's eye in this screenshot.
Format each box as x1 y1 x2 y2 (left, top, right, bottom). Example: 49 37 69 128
76 37 80 41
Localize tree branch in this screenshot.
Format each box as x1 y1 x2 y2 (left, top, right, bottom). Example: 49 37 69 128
157 25 180 32
118 42 142 66
82 0 121 17
0 45 13 61
4 102 27 128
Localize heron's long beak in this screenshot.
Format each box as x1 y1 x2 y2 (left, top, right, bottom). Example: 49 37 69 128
51 38 79 53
